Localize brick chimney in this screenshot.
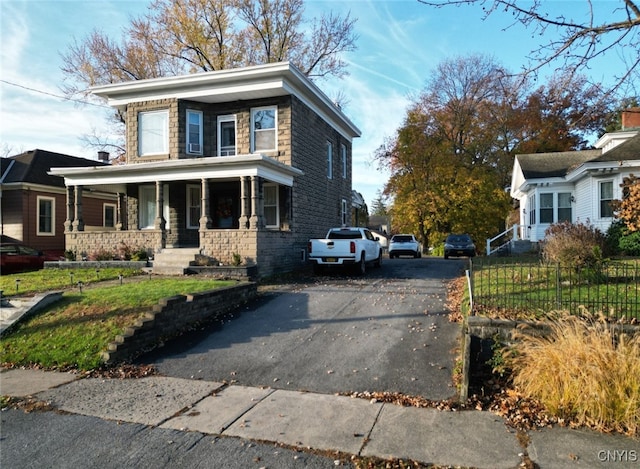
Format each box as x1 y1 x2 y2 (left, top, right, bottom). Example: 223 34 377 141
97 151 110 163
621 107 640 130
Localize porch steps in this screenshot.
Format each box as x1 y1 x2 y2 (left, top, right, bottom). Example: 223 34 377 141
152 248 201 275
510 240 535 255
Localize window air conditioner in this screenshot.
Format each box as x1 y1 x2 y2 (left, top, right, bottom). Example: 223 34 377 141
188 143 201 153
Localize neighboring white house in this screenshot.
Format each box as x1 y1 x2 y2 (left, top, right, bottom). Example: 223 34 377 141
510 109 640 242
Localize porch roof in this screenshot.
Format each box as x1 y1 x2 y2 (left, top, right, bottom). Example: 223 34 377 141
49 154 304 191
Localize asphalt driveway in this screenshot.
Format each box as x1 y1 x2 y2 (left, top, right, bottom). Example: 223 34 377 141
140 257 466 400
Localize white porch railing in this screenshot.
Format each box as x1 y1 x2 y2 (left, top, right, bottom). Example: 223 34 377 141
486 224 522 256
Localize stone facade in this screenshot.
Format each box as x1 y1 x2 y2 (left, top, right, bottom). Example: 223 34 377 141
61 64 358 278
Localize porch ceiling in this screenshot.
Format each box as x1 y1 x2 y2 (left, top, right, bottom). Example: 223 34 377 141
49 154 304 188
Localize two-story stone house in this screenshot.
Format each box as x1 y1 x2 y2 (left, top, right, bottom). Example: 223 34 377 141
50 62 361 277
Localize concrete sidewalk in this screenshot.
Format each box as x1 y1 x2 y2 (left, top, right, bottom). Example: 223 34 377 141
1 368 638 468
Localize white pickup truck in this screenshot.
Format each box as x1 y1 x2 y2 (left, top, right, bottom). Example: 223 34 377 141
308 227 383 274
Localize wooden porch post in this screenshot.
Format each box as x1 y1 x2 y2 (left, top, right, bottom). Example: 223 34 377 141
199 178 211 230
249 176 264 229
154 181 166 230
116 193 124 231
71 185 84 231
64 186 74 232
239 176 249 229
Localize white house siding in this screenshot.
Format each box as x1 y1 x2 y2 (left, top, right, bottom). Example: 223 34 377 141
574 178 592 225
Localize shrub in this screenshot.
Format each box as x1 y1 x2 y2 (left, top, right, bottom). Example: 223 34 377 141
506 316 640 436
619 231 640 256
542 221 606 269
88 248 115 261
231 253 243 266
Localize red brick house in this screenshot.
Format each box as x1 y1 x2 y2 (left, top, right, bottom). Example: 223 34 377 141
1 149 111 258
50 62 361 277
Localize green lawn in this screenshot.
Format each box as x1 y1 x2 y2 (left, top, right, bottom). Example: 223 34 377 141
0 274 236 370
471 258 640 321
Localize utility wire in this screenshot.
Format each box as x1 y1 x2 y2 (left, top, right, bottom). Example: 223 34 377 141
0 79 110 109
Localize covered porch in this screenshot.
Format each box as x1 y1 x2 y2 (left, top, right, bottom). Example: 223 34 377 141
50 154 303 267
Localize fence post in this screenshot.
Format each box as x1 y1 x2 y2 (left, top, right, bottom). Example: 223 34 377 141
466 268 474 315
556 263 562 310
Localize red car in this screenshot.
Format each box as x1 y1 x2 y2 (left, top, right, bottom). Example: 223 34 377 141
0 243 60 275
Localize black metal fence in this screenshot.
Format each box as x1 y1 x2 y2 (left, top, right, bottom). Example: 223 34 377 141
469 259 640 322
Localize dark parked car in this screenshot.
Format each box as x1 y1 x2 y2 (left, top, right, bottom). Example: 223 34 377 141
389 234 422 258
0 243 59 275
443 234 476 259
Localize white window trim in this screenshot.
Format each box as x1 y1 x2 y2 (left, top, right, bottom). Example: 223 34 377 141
186 110 203 155
138 109 169 156
217 114 237 156
103 203 117 228
37 196 55 236
341 144 347 178
327 141 333 179
250 106 277 153
264 183 279 229
186 184 201 229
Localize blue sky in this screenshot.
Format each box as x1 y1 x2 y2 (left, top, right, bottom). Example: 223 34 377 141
0 0 628 208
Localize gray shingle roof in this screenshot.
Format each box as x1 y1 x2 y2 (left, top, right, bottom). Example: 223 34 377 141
517 150 601 179
1 149 105 187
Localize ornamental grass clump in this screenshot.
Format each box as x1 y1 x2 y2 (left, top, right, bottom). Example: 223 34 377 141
507 316 640 436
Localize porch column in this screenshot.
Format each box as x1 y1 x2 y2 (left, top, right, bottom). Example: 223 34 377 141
154 181 166 230
64 186 74 232
199 178 211 230
249 176 264 229
71 185 84 231
116 192 124 231
239 176 249 229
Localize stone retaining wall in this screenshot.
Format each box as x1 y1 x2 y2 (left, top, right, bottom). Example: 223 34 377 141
102 282 257 364
459 316 640 401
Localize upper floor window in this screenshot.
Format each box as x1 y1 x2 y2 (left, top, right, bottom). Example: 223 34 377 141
139 110 168 156
600 181 614 218
186 110 203 154
251 106 277 152
341 144 347 178
104 203 116 228
218 115 237 156
37 196 54 235
264 183 279 228
327 141 333 179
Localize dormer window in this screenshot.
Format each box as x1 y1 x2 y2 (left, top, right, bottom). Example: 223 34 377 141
251 106 277 153
138 110 168 156
187 110 203 155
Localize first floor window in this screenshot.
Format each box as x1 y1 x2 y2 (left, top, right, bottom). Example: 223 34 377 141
528 195 536 225
186 110 203 154
341 198 348 226
539 193 554 224
187 185 201 229
37 196 54 235
139 185 169 229
139 110 169 156
600 181 614 218
264 183 279 228
104 203 116 228
251 107 277 152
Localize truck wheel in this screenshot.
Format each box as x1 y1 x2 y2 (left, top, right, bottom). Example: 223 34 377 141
313 263 323 275
357 254 366 275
